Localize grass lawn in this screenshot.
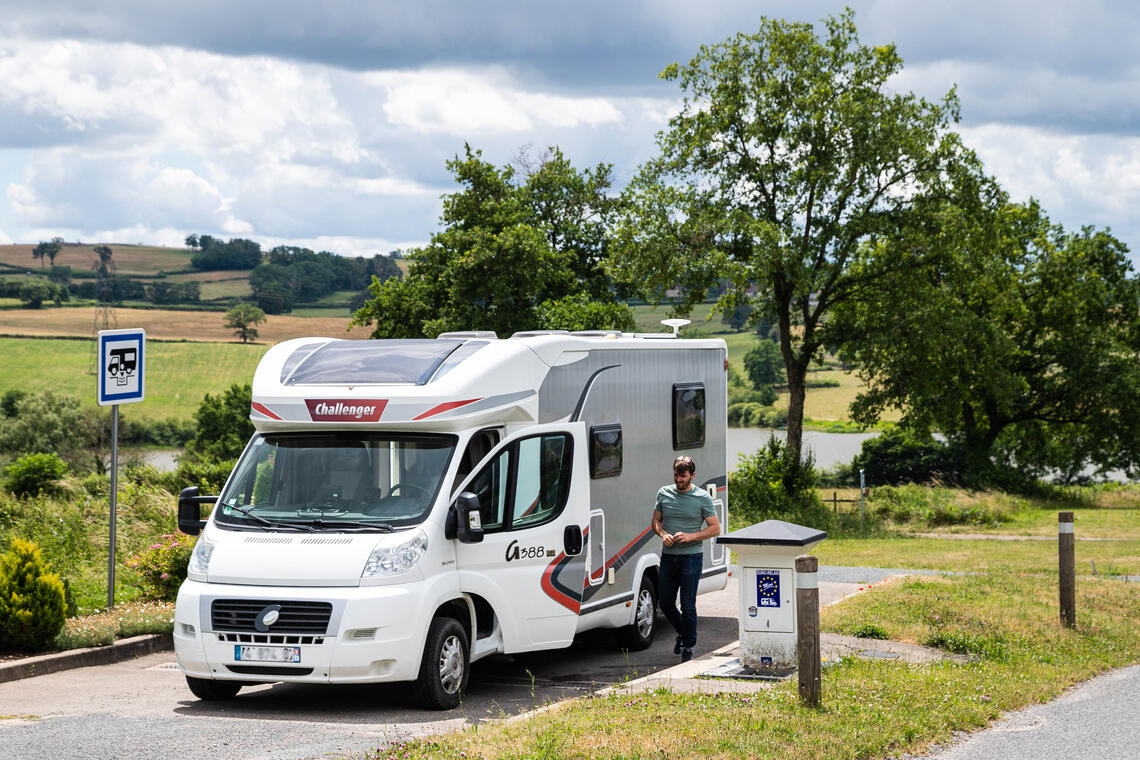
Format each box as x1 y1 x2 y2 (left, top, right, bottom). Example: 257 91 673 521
374 518 1140 760
0 337 269 420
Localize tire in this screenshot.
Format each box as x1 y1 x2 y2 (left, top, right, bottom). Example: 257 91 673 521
618 575 657 651
414 617 470 710
185 675 242 701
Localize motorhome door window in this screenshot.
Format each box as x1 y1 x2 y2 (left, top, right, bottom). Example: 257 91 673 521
511 434 572 528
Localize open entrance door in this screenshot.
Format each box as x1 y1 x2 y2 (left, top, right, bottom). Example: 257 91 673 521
452 422 589 651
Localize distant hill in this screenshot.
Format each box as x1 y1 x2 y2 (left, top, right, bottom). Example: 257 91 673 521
0 242 196 277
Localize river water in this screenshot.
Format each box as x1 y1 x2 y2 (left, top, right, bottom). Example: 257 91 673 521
141 429 876 474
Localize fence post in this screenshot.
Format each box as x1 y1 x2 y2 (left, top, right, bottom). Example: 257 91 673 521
1059 512 1075 628
796 554 821 708
832 491 837 513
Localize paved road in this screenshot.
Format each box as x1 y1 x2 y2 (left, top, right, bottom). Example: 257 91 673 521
0 579 750 760
917 664 1140 759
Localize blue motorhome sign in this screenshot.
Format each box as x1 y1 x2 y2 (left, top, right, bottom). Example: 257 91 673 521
98 329 145 406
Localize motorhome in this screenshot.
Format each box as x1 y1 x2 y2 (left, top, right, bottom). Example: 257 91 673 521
174 327 728 708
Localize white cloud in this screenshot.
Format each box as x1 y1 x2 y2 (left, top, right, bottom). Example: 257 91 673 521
961 124 1140 242
372 68 624 134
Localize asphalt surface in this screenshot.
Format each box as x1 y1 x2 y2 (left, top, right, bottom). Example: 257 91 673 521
915 665 1140 760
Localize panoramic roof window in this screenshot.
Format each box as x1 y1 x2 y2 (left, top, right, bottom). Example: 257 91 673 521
284 340 464 386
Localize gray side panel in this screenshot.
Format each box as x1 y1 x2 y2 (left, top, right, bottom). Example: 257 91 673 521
539 347 728 612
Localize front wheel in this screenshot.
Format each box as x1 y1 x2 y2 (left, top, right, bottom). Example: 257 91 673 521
185 675 242 701
618 576 657 651
415 617 470 710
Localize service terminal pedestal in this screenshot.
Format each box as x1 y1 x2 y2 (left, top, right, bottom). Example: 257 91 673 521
715 520 827 670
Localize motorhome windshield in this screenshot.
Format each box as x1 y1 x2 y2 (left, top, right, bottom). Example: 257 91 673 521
214 433 456 532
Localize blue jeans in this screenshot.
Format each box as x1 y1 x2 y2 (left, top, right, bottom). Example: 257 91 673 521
658 553 702 649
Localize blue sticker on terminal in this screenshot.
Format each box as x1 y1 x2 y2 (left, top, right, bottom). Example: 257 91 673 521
757 570 780 608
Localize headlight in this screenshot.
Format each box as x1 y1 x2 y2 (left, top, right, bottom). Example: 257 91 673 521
187 537 215 577
362 530 429 578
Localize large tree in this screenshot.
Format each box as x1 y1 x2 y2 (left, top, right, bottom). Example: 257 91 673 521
224 303 267 344
610 10 970 466
352 145 634 338
834 199 1140 481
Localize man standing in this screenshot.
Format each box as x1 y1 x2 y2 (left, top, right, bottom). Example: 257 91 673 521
652 455 721 662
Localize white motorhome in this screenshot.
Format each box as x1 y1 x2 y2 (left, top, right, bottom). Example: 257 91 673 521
174 328 728 708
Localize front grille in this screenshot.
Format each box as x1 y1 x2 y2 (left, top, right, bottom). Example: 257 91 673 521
216 633 324 645
210 599 333 634
226 665 314 677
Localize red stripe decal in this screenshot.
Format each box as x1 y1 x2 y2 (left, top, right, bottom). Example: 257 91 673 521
541 554 581 613
250 402 282 421
606 526 653 571
413 398 481 420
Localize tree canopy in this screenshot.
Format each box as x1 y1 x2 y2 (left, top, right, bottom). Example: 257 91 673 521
609 9 972 466
224 303 267 344
834 200 1140 481
352 145 634 338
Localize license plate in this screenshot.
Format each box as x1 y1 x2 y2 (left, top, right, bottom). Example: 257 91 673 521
234 645 301 663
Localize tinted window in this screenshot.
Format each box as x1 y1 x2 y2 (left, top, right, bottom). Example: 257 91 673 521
284 339 464 385
216 432 456 530
673 383 705 449
590 424 622 479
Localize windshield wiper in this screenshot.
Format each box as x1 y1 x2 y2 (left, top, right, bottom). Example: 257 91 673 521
289 519 396 533
222 504 315 532
299 519 394 533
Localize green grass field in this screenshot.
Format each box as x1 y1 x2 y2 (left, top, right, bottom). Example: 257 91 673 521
0 337 267 420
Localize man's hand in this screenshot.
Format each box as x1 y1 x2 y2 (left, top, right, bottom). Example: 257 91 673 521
672 531 690 544
661 532 676 547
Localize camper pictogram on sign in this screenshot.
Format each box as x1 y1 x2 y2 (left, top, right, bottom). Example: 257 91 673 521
98 329 145 406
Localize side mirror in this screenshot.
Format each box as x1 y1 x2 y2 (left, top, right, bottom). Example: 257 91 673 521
178 486 216 535
563 524 583 557
453 492 484 544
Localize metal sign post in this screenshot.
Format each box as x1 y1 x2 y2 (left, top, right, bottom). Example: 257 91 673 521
97 328 146 609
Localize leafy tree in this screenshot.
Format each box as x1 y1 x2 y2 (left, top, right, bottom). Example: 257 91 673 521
190 237 262 270
534 293 636 332
743 339 786 389
253 280 294 314
352 145 633 338
185 233 199 250
610 9 970 468
32 238 63 271
184 384 254 463
18 279 54 308
224 303 267 344
834 200 1140 480
0 391 108 473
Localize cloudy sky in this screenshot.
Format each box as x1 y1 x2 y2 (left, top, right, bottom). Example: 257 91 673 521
1 1 1138 263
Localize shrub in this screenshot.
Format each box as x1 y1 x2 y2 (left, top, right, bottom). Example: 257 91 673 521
852 428 966 486
4 452 69 497
160 458 235 494
730 437 831 529
126 533 196 602
0 538 67 651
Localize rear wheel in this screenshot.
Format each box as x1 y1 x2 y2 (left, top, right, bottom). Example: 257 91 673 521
618 576 657 651
415 617 469 710
185 675 242 701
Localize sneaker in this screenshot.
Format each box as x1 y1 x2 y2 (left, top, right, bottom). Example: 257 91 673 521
681 648 693 663
674 636 682 655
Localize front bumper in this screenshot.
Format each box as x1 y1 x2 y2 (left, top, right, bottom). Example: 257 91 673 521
174 580 429 684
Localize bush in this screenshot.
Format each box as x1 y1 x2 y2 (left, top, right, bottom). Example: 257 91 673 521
728 402 788 428
4 452 69 497
852 428 966 486
0 538 67 651
126 533 196 602
729 437 831 529
161 458 235 494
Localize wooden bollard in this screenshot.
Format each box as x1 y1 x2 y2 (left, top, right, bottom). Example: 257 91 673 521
796 554 821 707
1059 512 1075 628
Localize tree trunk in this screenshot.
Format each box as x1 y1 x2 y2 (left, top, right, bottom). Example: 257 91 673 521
785 361 808 466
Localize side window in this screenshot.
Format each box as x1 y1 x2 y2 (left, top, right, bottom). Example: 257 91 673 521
589 424 622 479
465 447 510 531
454 428 501 493
672 383 705 449
511 434 572 528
